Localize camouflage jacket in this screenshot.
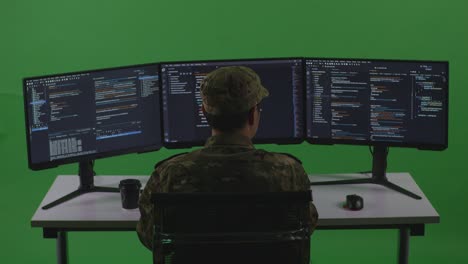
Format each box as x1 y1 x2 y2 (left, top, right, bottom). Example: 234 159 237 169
137 133 318 252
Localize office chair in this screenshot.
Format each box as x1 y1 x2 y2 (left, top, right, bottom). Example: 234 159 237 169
152 191 312 264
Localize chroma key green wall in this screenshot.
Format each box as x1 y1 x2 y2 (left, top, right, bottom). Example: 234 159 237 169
0 0 466 263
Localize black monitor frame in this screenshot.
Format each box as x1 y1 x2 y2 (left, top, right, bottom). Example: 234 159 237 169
304 57 449 151
159 57 306 149
23 63 164 171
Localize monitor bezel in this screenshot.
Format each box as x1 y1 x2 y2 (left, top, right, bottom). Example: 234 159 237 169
159 57 306 149
303 57 449 151
23 63 164 170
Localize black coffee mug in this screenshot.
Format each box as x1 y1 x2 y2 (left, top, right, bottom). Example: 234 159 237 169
119 179 142 209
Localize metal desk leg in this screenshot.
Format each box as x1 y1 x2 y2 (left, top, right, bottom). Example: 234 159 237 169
398 227 410 264
57 231 68 264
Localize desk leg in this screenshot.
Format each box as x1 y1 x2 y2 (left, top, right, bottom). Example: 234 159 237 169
398 228 410 264
57 231 68 264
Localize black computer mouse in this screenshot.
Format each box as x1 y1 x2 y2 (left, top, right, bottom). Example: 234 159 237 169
345 194 364 210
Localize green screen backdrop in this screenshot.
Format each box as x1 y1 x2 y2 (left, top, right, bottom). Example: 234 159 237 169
1 0 467 263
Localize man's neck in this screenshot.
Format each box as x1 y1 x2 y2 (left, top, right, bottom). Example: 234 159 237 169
212 127 252 139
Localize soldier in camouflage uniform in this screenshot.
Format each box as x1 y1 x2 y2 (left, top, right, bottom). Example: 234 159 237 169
137 66 318 258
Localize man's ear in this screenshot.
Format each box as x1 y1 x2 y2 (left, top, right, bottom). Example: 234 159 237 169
248 107 255 125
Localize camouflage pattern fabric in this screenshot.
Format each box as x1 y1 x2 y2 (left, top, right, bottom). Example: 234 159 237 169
137 133 319 253
200 66 269 115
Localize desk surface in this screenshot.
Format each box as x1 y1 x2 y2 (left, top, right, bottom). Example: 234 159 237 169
31 173 439 229
309 173 439 227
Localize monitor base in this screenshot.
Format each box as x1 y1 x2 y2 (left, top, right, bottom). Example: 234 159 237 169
310 146 422 200
42 160 119 210
310 177 422 200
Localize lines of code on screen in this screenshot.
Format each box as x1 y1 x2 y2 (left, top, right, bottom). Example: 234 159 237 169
306 59 448 147
25 65 161 165
161 59 304 145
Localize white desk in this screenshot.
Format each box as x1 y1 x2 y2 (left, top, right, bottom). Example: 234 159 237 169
310 173 439 226
32 176 149 229
31 173 439 264
310 173 439 264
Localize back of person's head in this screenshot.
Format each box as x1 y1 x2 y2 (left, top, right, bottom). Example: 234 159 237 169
200 66 269 133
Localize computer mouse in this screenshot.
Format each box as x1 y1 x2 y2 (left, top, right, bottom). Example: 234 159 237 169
345 194 364 210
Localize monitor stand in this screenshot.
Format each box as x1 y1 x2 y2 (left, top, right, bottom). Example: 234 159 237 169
310 146 422 200
42 160 120 210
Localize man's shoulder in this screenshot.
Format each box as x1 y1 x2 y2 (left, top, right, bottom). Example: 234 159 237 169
153 152 190 170
254 150 309 191
257 149 303 166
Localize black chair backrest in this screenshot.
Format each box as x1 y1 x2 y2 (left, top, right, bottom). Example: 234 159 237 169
152 191 312 264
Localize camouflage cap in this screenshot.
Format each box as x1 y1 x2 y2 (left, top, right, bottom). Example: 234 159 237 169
200 66 269 115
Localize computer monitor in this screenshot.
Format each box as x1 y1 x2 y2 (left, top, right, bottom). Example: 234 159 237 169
305 58 449 199
160 58 305 147
305 58 448 149
23 63 162 209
